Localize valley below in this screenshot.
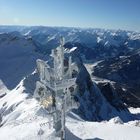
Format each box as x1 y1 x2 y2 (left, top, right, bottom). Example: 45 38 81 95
0 26 140 140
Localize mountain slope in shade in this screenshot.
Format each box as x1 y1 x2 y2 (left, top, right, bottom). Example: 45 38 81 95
0 26 140 139
0 26 140 61
92 49 140 107
75 59 132 121
0 77 140 140
0 32 49 90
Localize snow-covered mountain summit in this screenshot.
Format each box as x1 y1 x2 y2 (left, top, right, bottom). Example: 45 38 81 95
1 26 140 58
0 26 140 139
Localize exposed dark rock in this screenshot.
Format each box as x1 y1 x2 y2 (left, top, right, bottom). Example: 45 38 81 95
75 58 131 122
95 81 140 108
98 82 128 111
0 93 7 99
93 49 140 107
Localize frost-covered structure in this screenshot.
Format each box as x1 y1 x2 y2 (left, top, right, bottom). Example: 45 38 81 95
34 37 132 140
34 37 78 106
34 37 78 139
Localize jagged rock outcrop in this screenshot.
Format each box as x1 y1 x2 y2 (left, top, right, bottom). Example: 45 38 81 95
75 58 131 122
92 49 140 107
98 82 128 111
98 82 140 108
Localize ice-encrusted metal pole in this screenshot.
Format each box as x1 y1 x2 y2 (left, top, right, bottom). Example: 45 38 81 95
60 89 67 140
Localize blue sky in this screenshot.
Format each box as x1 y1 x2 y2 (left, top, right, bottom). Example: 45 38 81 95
0 0 140 31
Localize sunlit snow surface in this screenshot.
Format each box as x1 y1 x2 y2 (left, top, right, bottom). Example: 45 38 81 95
0 79 140 140
0 27 140 140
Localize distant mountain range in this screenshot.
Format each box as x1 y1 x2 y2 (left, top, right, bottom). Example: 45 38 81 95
0 25 140 60
0 26 140 108
0 26 140 139
92 48 140 107
0 26 140 125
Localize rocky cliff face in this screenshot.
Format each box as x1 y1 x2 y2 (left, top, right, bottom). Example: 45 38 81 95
92 49 140 107
0 26 139 123
74 57 132 122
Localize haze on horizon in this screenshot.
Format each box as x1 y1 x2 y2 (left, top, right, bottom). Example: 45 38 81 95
0 0 140 31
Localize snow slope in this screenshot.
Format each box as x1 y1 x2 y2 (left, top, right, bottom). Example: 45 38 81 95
0 80 140 140
0 26 140 140
67 112 140 140
0 32 49 90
